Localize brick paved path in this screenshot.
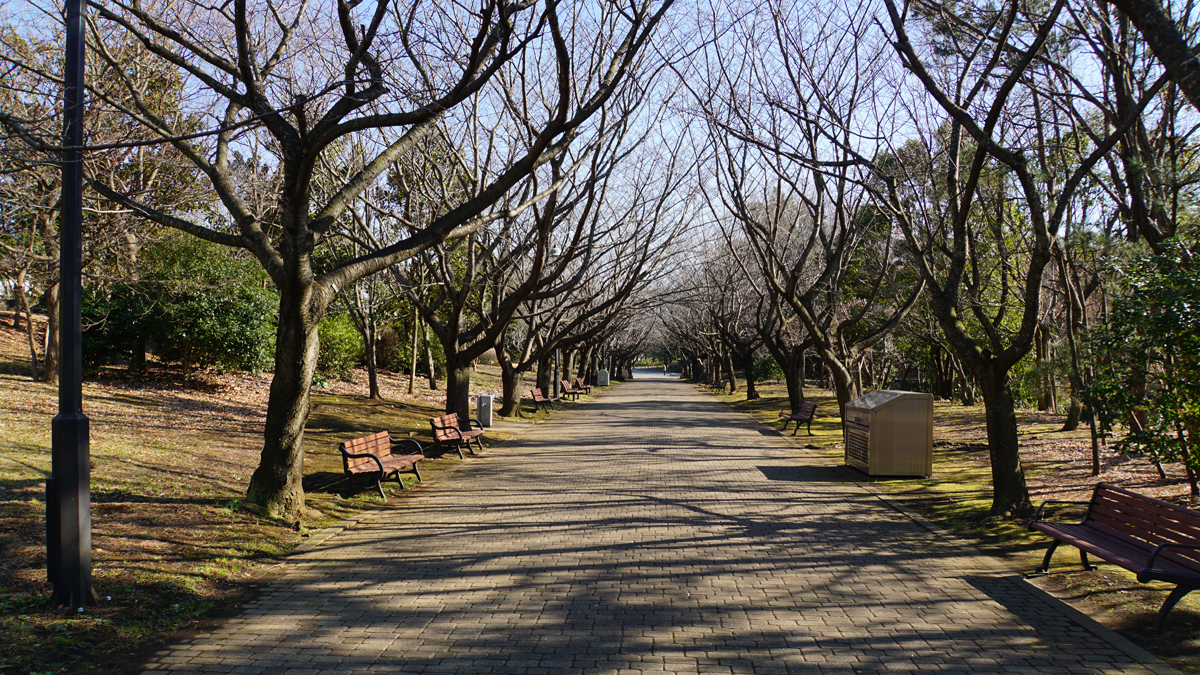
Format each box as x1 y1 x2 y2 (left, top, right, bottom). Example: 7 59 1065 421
145 377 1175 674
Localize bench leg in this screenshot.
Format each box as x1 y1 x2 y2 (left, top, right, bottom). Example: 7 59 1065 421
1147 585 1195 636
1079 550 1098 571
375 477 387 499
806 418 813 436
1036 540 1061 573
411 463 422 483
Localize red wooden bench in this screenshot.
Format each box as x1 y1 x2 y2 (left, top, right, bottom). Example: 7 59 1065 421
560 379 583 401
778 401 817 436
530 387 559 412
574 377 592 395
429 413 484 459
1028 483 1200 634
338 431 424 499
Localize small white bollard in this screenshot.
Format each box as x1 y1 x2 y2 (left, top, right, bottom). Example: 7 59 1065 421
597 369 610 386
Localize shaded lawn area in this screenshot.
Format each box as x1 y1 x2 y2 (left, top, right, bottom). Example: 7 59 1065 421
0 320 565 674
709 377 1200 672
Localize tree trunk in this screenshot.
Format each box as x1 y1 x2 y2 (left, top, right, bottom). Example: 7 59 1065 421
245 288 320 520
132 336 147 373
444 356 472 421
536 353 551 393
365 315 381 400
951 355 974 406
577 345 592 382
408 306 419 395
498 355 522 417
1185 423 1199 497
1056 249 1086 432
1101 0 1200 118
40 282 59 385
425 325 438 390
784 352 805 412
741 346 760 400
181 342 194 378
813 343 857 423
1035 325 1051 412
978 368 1033 517
16 266 38 381
722 352 737 393
1062 383 1083 432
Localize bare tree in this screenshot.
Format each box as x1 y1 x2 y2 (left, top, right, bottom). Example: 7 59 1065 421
694 0 924 421
2 0 681 518
1099 0 1200 113
868 0 1166 515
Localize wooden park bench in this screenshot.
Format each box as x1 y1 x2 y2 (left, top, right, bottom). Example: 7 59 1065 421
707 378 729 394
1027 482 1200 634
339 431 424 499
574 377 592 395
530 387 559 413
778 401 818 436
560 379 584 401
429 413 484 459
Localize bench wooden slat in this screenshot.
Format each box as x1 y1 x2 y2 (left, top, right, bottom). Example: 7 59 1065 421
1095 489 1200 541
429 412 483 459
531 388 559 413
778 401 818 436
560 379 583 401
339 431 424 499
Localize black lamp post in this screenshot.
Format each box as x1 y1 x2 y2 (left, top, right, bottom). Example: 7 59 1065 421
47 0 96 608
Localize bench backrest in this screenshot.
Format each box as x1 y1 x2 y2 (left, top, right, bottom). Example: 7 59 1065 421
575 378 587 388
340 431 392 471
798 401 817 416
430 414 461 442
561 379 575 391
531 388 547 401
1087 483 1200 572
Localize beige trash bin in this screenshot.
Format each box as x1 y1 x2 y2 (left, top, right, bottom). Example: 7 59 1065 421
844 390 933 477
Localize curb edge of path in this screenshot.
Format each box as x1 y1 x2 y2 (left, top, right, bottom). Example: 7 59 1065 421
722 396 1185 675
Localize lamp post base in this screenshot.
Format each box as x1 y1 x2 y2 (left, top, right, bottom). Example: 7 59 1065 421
48 413 96 608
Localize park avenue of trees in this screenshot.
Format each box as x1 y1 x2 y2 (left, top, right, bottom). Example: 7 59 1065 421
3 0 1200 519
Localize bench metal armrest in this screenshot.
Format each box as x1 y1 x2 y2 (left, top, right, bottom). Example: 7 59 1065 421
1030 499 1092 523
341 450 386 474
1144 543 1200 570
431 422 464 441
468 418 484 430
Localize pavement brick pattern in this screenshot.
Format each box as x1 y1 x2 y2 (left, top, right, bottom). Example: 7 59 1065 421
143 377 1177 674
